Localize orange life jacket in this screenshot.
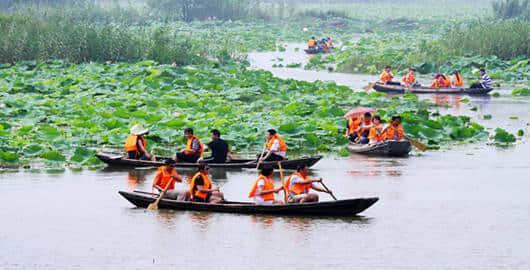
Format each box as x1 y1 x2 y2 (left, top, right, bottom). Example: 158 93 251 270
452 74 463 87
440 76 451 87
308 39 316 47
385 123 404 140
285 173 311 195
189 172 212 200
185 135 204 156
248 174 275 201
401 72 416 85
154 166 178 191
379 71 394 84
347 118 361 135
124 135 146 153
266 134 287 152
368 124 386 142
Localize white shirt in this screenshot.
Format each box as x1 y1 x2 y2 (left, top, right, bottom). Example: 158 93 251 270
270 139 286 158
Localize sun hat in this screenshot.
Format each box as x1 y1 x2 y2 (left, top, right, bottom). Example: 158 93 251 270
130 124 149 135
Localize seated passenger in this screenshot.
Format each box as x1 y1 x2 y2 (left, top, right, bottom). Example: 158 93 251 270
153 159 190 201
451 70 464 87
175 128 204 163
201 129 234 164
307 37 317 49
401 67 417 87
384 116 404 141
189 163 224 203
259 129 287 162
354 112 373 144
285 164 330 203
124 124 155 161
248 166 284 205
379 66 398 85
368 115 385 144
431 74 451 88
345 116 361 142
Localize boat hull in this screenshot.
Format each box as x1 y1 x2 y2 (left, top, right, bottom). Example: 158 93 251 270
119 191 379 216
347 140 412 157
373 82 493 95
96 152 322 170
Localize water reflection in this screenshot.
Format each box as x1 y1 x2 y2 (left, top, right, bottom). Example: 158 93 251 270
127 170 149 190
188 212 214 231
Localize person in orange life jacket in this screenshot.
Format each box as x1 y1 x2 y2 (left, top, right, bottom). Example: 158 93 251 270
124 124 155 161
451 70 464 87
382 116 405 141
175 128 203 163
368 115 385 144
152 159 190 201
354 112 373 144
345 116 361 142
188 163 224 203
285 164 330 203
248 166 284 205
259 129 287 162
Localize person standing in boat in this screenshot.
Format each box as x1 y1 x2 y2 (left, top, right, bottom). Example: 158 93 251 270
285 164 331 203
124 124 155 161
153 159 190 201
451 70 464 87
470 68 493 89
175 128 204 163
189 163 224 203
259 129 287 161
379 66 399 85
201 129 234 164
354 112 373 144
383 116 404 141
401 67 417 87
368 115 385 144
248 166 284 205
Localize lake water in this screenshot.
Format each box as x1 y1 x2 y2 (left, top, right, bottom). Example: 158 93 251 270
1 44 529 269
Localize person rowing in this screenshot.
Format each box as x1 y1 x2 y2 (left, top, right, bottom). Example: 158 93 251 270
248 166 284 205
284 164 331 203
470 68 493 90
124 124 155 161
259 129 287 162
189 163 224 203
152 159 190 201
200 129 234 164
382 116 404 141
175 128 204 163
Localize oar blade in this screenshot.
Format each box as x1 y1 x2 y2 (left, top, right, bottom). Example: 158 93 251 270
147 202 158 210
411 139 428 152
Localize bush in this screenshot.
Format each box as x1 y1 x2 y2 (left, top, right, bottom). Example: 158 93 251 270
148 0 258 22
492 0 530 20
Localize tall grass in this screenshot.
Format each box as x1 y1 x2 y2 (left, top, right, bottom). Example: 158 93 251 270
492 0 530 20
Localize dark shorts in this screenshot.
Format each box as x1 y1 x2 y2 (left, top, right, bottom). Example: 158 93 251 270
192 193 211 203
176 152 200 163
257 152 284 161
128 151 149 160
470 82 484 89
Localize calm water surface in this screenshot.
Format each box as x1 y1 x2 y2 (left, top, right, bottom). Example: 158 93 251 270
1 45 529 269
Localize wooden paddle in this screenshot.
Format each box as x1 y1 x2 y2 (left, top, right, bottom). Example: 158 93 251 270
147 177 173 210
320 180 337 201
404 135 428 152
278 161 288 203
362 82 375 91
255 142 267 170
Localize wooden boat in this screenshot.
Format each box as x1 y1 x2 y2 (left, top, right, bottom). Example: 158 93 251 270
373 82 493 95
95 152 322 170
119 190 379 216
304 48 322 54
347 140 411 157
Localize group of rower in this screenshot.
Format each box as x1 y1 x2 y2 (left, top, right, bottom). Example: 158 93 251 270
124 126 289 164
151 159 333 205
346 113 404 145
307 36 333 52
379 66 493 90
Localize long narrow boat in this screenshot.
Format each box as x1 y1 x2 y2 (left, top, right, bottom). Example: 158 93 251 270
96 152 322 170
347 140 411 157
373 82 493 95
119 191 379 216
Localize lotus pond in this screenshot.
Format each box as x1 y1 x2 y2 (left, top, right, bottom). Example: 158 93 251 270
0 60 497 169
